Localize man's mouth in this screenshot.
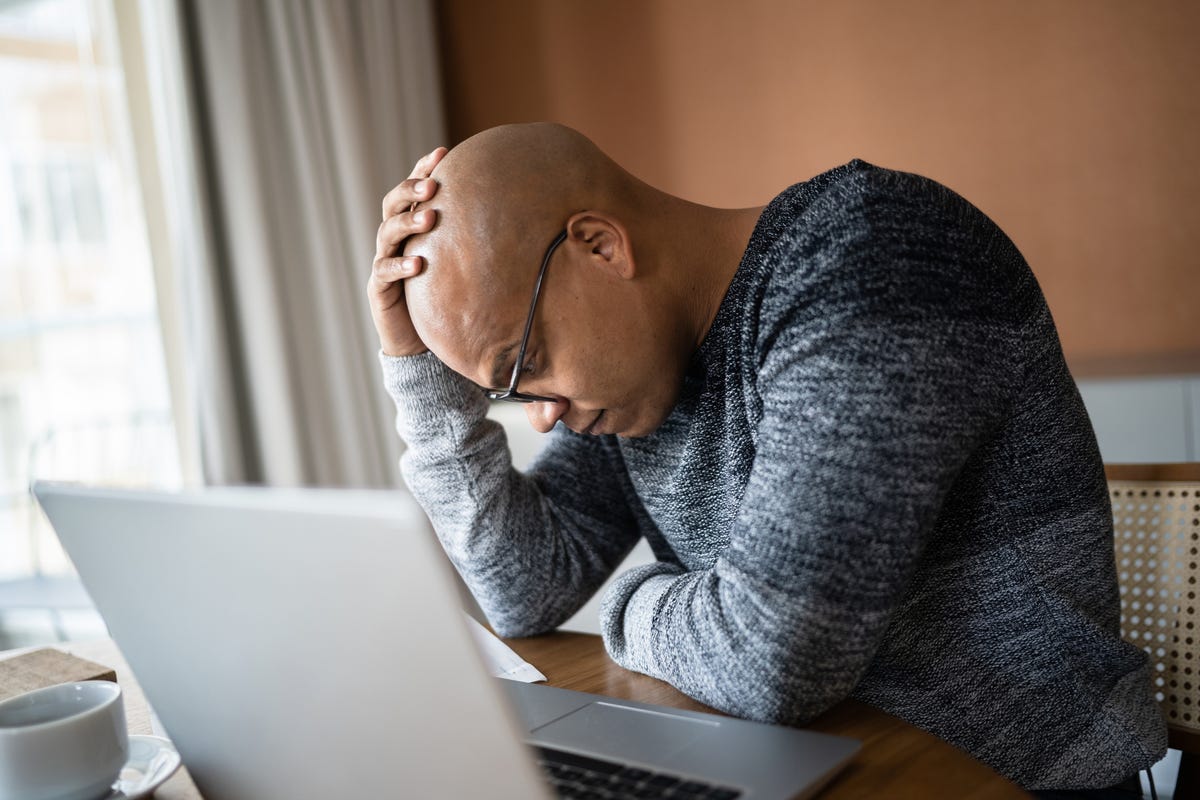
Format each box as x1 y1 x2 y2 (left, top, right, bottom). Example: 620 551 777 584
581 410 605 436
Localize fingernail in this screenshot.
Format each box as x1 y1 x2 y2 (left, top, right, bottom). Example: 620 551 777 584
418 210 432 223
417 180 431 195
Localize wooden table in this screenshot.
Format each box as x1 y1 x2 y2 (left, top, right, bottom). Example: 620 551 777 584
46 634 1028 799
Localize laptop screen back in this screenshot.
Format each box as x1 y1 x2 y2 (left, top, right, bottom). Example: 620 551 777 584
33 483 549 800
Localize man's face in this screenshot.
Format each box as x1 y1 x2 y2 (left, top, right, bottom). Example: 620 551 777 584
511 239 688 438
408 230 688 439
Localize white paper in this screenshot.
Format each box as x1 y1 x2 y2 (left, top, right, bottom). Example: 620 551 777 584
464 613 547 683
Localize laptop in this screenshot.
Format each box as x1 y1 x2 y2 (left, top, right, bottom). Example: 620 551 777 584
32 482 859 799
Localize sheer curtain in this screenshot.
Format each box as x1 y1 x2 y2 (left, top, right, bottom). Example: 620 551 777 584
135 0 445 486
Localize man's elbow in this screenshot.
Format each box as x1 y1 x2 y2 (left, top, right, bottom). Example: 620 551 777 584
481 602 578 639
751 682 848 727
712 659 859 727
487 616 554 640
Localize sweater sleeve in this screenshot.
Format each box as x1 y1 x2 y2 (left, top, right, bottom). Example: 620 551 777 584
599 172 1026 724
380 350 642 636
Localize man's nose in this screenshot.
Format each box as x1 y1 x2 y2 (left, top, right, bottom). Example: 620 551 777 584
525 398 568 433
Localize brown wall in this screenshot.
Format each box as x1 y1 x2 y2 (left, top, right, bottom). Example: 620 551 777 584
436 0 1200 376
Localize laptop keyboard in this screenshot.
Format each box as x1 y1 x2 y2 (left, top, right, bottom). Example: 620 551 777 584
535 746 742 799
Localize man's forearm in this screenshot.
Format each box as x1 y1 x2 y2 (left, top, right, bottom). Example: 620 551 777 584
380 351 639 635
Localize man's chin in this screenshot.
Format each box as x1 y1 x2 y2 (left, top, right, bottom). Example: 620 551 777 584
616 410 671 439
593 394 678 438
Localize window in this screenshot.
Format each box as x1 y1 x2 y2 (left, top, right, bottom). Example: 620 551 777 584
0 0 180 645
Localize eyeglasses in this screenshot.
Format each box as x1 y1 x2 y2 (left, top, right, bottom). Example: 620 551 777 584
484 229 568 403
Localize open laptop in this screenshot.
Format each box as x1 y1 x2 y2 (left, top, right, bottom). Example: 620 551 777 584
32 482 859 799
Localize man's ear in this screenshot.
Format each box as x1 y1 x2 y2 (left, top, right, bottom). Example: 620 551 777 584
564 211 635 280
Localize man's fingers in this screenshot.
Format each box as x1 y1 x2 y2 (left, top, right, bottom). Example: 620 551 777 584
381 177 436 221
375 207 436 257
371 255 424 288
409 146 448 180
380 147 447 220
375 208 437 259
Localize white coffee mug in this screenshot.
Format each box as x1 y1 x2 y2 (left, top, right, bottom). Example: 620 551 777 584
0 680 129 800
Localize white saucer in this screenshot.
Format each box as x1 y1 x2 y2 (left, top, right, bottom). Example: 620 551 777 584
103 735 182 799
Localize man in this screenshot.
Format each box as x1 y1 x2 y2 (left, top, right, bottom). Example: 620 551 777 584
368 123 1165 794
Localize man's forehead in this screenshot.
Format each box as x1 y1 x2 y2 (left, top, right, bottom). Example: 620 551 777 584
408 269 527 387
400 201 538 385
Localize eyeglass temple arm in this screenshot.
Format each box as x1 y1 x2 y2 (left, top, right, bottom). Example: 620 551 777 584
508 230 567 387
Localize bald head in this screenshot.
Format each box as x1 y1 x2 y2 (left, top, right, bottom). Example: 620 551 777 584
402 123 642 378
390 123 763 437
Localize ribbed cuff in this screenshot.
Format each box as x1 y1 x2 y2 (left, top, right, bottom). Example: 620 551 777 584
378 350 489 444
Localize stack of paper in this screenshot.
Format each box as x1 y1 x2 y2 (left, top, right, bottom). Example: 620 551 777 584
463 614 546 683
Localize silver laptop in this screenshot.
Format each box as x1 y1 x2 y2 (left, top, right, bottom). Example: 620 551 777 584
32 482 859 799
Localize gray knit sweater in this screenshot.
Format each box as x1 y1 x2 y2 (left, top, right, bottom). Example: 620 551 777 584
381 160 1166 790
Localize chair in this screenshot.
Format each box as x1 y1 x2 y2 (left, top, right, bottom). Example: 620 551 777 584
1107 463 1200 797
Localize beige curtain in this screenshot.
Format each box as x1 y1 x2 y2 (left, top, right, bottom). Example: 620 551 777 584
148 0 445 486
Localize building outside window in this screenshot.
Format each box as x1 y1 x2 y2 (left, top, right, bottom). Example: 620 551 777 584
0 0 179 646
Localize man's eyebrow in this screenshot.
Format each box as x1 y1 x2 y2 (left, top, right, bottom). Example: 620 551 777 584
489 341 520 388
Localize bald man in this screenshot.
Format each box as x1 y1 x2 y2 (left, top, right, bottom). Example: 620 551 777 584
368 124 1164 795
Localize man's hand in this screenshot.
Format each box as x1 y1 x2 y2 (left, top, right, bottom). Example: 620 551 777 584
369 146 447 357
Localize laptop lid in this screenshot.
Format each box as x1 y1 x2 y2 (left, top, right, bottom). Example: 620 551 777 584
32 482 550 800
